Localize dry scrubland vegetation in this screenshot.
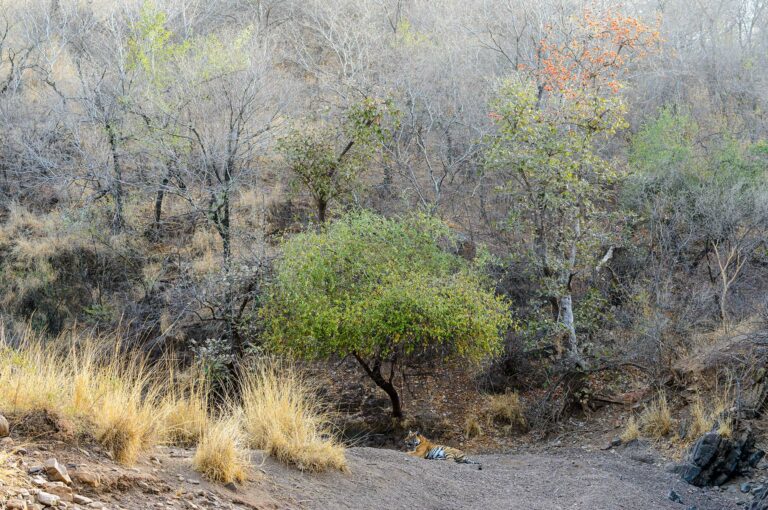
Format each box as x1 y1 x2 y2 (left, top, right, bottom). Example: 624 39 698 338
0 326 346 482
1 0 768 491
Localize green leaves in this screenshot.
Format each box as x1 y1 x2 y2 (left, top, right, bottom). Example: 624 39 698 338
262 211 510 365
277 98 396 221
486 79 625 288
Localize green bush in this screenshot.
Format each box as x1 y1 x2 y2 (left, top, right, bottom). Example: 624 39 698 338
262 210 511 418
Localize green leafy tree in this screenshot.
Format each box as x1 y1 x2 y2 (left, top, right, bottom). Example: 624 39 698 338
277 98 395 223
262 211 510 418
486 80 627 367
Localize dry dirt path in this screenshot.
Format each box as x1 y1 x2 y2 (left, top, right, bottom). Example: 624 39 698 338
257 446 744 510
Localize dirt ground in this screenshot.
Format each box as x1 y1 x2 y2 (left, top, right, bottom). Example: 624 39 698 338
1 434 755 510
256 446 745 510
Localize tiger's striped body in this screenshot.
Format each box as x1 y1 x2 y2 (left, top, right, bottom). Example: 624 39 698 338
404 431 481 465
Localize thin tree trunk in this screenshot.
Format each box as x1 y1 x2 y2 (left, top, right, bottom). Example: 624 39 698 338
153 174 169 231
353 353 402 418
317 197 327 223
106 121 124 233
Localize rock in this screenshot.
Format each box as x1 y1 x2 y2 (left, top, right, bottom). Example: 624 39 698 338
743 483 753 493
679 429 765 487
629 452 656 465
751 484 768 510
71 471 100 489
36 491 60 507
31 475 48 486
1 436 14 447
611 437 623 447
0 413 9 437
6 499 28 510
45 458 72 485
29 466 45 475
43 482 73 502
72 495 93 505
224 482 237 492
668 489 684 503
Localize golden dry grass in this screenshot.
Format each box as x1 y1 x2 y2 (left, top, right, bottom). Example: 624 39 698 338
640 392 675 439
621 415 641 443
161 374 210 447
0 327 165 465
688 396 711 439
486 391 527 433
0 327 349 478
240 361 347 472
192 415 250 484
463 415 482 439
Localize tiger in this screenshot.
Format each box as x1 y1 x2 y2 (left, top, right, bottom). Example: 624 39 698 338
404 430 481 467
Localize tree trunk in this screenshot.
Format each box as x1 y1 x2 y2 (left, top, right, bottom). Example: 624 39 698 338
560 293 584 367
352 353 403 418
317 197 327 223
153 174 169 232
106 122 124 233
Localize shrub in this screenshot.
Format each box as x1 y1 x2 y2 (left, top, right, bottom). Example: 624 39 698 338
263 211 510 417
192 415 249 484
240 361 346 472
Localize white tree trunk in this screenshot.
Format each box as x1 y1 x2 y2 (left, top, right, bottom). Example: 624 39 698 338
560 293 583 367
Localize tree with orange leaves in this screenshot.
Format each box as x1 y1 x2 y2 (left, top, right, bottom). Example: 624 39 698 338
488 8 659 368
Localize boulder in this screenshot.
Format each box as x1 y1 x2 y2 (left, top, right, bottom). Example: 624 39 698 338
44 458 72 485
71 470 100 489
678 429 765 487
0 414 9 437
36 491 60 507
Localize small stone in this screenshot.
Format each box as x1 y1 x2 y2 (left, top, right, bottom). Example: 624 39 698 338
73 495 93 505
45 458 72 485
6 499 27 510
71 471 100 489
43 482 73 502
740 482 752 493
1 436 14 447
611 437 622 447
668 489 683 503
37 491 60 507
224 482 237 492
29 466 45 475
31 475 48 486
0 413 9 437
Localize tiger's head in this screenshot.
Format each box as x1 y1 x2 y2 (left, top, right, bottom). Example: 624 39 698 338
404 430 422 450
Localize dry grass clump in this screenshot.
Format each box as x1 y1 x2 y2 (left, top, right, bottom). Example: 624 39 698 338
463 416 482 439
0 326 166 465
640 392 675 439
688 396 711 439
90 362 163 465
240 362 347 472
192 415 250 484
685 381 735 441
621 415 641 443
161 381 210 447
486 391 527 433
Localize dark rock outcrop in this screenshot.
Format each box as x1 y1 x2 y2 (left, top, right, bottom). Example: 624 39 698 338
678 429 764 487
